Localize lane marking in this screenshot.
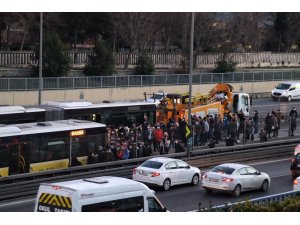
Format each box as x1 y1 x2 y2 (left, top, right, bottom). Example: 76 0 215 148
0 198 35 207
248 158 291 166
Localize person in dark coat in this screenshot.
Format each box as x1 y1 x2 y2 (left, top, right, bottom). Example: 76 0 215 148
178 119 187 147
174 139 185 153
264 113 274 139
290 107 298 136
253 110 259 134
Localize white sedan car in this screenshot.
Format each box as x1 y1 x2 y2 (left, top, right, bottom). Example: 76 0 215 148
132 157 201 191
202 163 270 197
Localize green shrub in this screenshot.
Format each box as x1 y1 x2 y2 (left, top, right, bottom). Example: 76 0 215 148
134 53 155 75
213 53 237 73
201 196 300 212
34 32 71 77
84 37 115 76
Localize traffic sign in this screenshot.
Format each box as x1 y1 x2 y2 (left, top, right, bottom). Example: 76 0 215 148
186 125 192 139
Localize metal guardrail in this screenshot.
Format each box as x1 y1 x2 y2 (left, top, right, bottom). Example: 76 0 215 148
0 137 297 202
1 70 300 91
199 190 300 212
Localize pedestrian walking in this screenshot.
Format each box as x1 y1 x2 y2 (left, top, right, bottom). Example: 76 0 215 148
253 110 259 134
264 113 274 139
290 107 298 136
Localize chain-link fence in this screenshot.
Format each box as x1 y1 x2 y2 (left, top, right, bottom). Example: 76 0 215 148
1 70 300 91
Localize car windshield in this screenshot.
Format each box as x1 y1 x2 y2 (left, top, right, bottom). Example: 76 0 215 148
276 83 291 90
211 165 235 175
141 160 163 169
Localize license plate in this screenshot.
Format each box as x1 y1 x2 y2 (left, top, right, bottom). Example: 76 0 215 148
139 171 148 176
209 178 218 182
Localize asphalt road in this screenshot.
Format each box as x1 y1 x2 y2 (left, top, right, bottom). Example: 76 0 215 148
156 158 292 212
0 158 293 212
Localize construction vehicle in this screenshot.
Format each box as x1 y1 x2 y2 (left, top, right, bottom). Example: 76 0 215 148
156 83 250 124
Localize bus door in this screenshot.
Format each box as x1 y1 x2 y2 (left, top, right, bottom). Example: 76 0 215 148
9 142 30 175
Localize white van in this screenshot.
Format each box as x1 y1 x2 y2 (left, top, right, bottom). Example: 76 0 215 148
34 176 167 212
272 81 300 101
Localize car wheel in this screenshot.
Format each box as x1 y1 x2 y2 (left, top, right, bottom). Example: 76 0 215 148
232 184 241 197
260 180 269 192
191 174 199 186
162 178 171 191
288 96 292 102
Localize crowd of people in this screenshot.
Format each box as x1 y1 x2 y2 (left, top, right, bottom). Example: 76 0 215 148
86 108 298 164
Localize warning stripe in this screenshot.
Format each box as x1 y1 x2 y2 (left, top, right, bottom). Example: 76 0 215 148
58 196 66 208
39 193 72 209
38 193 48 203
48 195 61 207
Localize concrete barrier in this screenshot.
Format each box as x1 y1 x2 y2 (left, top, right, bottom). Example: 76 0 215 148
0 81 277 105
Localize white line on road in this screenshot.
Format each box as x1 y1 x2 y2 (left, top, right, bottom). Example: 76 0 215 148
248 158 291 166
0 198 35 207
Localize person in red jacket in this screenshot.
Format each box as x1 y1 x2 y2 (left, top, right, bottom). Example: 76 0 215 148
153 126 163 152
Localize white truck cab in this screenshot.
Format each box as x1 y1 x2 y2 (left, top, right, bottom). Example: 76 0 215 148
232 93 250 116
34 176 166 212
145 92 167 105
272 81 300 102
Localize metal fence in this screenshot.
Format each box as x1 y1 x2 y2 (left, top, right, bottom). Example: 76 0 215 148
1 70 300 91
199 190 300 212
3 51 300 67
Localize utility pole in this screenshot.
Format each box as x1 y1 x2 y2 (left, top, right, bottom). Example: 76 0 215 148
187 12 194 157
38 12 43 105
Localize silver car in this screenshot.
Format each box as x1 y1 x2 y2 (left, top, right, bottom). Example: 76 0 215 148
202 163 270 197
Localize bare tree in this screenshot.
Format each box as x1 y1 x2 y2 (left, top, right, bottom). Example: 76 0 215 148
17 13 39 50
112 12 157 69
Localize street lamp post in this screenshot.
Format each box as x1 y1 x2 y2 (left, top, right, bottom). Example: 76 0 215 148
38 12 43 105
187 12 195 157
